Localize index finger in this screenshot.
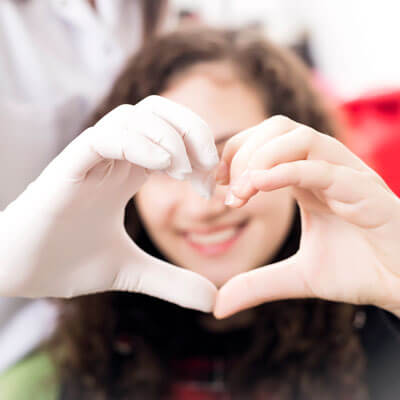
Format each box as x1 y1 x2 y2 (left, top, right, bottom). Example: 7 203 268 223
138 96 219 171
217 115 298 185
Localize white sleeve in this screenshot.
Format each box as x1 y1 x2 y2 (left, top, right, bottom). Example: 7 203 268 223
0 95 89 210
0 100 58 210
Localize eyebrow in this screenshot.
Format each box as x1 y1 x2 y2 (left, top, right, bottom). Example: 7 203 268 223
215 132 237 145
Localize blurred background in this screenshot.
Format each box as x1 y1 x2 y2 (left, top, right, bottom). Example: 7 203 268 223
169 0 400 197
1 0 400 378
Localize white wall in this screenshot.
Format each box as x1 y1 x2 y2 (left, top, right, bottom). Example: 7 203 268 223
170 0 400 99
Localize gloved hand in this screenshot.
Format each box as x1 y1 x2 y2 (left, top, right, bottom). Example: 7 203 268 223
0 96 219 312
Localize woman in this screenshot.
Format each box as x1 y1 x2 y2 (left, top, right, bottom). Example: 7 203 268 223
2 28 400 399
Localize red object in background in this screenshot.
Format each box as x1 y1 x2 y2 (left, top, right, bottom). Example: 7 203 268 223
169 384 230 400
340 90 400 197
166 358 230 400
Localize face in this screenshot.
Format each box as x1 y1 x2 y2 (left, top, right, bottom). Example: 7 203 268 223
135 62 295 288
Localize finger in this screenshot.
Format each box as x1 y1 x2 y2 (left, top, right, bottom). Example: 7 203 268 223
138 95 219 171
214 254 311 318
217 115 298 185
126 106 193 180
247 161 391 229
94 103 193 180
247 125 372 173
188 169 216 200
48 103 199 181
228 116 298 182
139 96 219 198
249 160 362 198
42 126 172 182
227 125 387 204
232 160 336 201
215 130 253 185
114 247 217 312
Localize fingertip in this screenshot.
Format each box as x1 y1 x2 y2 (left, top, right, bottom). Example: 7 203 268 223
215 160 229 184
230 180 257 203
209 147 221 169
158 151 172 170
188 169 216 199
197 148 219 172
213 281 244 319
216 273 258 317
224 190 248 208
167 165 193 181
213 309 229 320
181 125 219 172
213 296 231 320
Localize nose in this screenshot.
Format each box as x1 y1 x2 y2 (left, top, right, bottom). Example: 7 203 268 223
181 181 228 221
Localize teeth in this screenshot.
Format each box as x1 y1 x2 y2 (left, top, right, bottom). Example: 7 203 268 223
187 227 238 245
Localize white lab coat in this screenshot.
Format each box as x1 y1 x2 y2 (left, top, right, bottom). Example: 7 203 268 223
0 0 144 372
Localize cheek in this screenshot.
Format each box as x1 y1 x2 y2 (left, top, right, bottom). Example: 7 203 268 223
135 175 181 229
238 188 295 267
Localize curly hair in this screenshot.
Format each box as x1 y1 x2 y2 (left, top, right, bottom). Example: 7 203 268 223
50 29 368 400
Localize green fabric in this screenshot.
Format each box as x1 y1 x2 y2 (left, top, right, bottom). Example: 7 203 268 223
0 352 59 400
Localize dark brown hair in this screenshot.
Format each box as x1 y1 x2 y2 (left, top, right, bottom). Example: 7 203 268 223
51 29 368 400
140 0 168 43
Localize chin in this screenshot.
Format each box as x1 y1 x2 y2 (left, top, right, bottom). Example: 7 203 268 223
202 273 232 289
180 259 252 288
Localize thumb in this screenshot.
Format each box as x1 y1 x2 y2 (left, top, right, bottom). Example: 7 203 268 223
113 247 217 313
214 254 312 318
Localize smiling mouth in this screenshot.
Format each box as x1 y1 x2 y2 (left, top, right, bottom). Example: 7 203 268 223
183 220 248 256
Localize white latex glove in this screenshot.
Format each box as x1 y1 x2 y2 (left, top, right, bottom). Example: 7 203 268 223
0 96 219 312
